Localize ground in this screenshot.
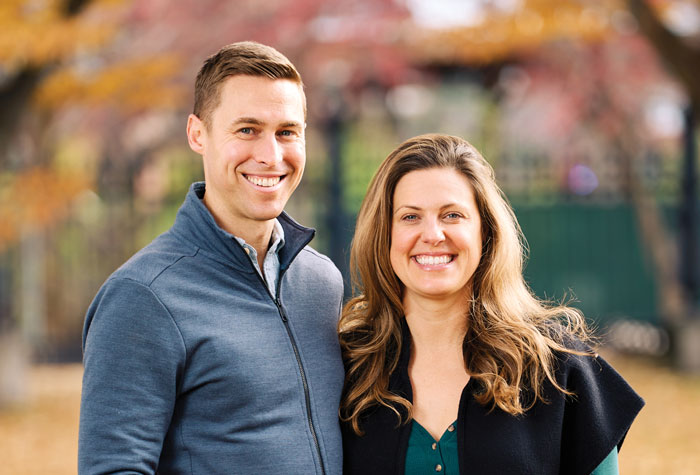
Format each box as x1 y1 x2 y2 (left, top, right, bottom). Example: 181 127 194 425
0 350 698 474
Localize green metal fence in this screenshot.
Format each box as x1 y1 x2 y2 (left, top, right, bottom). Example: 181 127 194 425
514 203 659 326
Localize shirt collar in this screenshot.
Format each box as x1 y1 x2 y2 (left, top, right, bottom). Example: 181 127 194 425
232 218 285 259
269 218 286 255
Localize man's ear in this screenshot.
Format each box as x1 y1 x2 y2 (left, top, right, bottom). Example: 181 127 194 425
187 114 207 155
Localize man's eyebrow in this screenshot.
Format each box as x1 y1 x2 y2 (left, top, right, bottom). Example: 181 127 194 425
231 117 264 126
230 118 303 129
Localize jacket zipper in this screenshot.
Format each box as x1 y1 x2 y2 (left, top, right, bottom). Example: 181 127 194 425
246 254 327 475
274 297 327 475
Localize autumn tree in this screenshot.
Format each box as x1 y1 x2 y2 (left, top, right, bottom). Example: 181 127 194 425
0 0 184 405
0 0 108 406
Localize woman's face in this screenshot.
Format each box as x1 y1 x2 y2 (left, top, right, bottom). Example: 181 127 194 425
390 167 483 304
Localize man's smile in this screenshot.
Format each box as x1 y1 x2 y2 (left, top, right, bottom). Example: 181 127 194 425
244 174 285 188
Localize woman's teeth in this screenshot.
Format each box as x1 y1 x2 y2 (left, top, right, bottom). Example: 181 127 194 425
415 255 453 265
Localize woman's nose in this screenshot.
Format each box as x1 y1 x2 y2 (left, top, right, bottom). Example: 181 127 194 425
421 219 445 245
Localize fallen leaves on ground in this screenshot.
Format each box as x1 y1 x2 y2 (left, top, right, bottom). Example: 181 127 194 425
0 350 698 474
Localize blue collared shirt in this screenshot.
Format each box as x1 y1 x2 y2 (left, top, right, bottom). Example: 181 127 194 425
233 219 285 296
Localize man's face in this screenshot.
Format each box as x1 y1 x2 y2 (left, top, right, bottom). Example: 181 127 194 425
188 75 306 230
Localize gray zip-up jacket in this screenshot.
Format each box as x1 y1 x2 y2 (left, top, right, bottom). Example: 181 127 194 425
79 182 345 474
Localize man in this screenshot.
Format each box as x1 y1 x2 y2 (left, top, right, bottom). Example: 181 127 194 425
79 42 345 474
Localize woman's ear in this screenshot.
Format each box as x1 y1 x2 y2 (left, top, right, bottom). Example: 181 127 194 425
186 114 207 155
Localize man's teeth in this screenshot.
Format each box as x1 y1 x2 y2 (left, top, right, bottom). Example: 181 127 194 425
415 255 452 265
247 175 281 187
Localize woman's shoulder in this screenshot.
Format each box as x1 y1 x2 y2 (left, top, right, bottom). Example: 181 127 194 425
546 328 622 391
550 344 644 474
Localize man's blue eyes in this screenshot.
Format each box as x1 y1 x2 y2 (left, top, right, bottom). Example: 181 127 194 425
237 128 295 136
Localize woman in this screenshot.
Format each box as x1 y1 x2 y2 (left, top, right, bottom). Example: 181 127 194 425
339 134 643 475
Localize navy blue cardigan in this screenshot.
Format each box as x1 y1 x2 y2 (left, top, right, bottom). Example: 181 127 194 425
342 323 644 475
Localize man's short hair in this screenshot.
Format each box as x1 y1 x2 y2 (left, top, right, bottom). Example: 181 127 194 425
193 41 305 127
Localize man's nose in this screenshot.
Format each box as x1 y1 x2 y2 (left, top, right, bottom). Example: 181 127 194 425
421 218 445 245
254 134 283 166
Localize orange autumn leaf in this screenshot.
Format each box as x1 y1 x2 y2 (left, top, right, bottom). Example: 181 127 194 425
0 0 124 68
35 55 186 111
0 168 91 251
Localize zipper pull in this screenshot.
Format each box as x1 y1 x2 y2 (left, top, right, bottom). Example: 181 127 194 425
275 299 288 322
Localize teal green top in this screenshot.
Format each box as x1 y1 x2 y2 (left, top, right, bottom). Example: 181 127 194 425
405 420 459 475
405 420 619 475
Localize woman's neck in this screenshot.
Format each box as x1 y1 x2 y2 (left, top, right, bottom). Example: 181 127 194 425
403 294 469 351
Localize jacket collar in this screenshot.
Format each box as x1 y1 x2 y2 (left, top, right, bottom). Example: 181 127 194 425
388 318 414 402
171 182 315 272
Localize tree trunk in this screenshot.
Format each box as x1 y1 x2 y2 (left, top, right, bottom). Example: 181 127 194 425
0 332 29 408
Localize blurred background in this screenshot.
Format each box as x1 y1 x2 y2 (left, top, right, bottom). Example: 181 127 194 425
1 0 699 472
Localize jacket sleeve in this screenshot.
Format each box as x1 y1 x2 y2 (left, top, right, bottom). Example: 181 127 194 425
78 278 186 474
559 352 644 475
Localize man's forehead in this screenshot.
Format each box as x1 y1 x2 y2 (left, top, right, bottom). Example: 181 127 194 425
219 75 304 100
215 77 305 116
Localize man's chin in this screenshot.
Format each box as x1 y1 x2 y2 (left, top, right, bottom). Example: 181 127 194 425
250 208 285 222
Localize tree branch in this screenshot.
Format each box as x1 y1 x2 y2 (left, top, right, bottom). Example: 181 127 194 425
0 0 95 167
64 0 93 17
629 0 700 108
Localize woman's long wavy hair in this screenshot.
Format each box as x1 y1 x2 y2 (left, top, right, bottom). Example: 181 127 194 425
338 134 591 435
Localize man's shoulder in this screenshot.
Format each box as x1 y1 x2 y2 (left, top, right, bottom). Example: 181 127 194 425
110 230 198 288
298 245 336 265
297 246 340 273
289 245 343 286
